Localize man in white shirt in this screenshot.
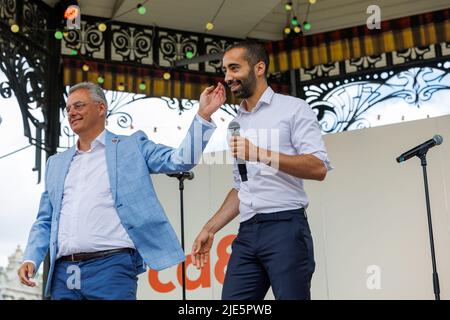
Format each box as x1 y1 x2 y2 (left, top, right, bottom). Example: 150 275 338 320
191 41 332 300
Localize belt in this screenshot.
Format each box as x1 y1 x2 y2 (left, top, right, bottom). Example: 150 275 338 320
241 208 306 225
58 248 134 263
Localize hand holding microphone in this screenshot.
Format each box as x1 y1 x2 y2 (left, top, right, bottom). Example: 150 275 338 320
228 121 248 182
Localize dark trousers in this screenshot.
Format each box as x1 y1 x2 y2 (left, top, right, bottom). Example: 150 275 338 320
222 208 315 300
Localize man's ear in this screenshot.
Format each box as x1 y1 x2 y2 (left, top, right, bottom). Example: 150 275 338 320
255 61 266 77
98 102 107 117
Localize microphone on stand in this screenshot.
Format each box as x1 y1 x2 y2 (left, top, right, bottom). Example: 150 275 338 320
396 135 443 163
166 171 194 180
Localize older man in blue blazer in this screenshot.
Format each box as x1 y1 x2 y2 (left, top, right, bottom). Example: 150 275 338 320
17 81 226 299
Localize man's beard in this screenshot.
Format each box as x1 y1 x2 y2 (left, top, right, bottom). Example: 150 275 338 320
228 71 257 99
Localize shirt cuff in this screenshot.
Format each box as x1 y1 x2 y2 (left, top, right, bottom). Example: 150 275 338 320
195 113 217 128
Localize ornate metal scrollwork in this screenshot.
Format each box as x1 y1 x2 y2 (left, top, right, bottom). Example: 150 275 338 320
346 54 387 72
302 63 450 133
63 21 104 58
22 0 48 49
204 38 235 73
0 37 47 141
394 45 434 63
111 25 152 63
0 0 16 24
301 62 340 81
159 31 199 69
0 0 57 182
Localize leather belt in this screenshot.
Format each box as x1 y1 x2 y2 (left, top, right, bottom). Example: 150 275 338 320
58 248 134 263
241 208 306 225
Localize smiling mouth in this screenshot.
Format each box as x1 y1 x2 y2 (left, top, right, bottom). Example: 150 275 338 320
70 119 81 125
230 83 241 91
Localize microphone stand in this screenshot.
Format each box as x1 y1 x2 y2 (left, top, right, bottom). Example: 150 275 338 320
417 150 440 300
167 171 194 300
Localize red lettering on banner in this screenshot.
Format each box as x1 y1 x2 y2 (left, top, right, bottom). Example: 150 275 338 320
148 269 176 293
177 254 211 290
147 234 236 293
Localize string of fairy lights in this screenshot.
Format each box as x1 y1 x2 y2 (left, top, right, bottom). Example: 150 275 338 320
7 0 318 92
8 0 185 91
283 0 316 36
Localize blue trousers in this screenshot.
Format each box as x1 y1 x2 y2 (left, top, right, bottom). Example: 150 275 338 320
51 250 140 300
222 209 315 300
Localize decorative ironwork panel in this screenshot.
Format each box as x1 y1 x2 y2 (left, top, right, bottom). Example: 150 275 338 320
440 42 450 56
62 21 104 59
0 33 47 141
159 31 199 70
300 58 450 134
59 16 244 75
204 38 235 73
111 24 152 64
346 53 387 73
0 26 52 182
0 0 16 25
300 62 340 81
22 0 49 50
393 45 436 64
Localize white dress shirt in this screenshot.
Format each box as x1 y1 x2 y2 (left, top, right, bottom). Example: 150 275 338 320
56 130 135 259
232 87 332 222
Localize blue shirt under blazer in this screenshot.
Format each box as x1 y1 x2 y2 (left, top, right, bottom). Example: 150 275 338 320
23 115 216 298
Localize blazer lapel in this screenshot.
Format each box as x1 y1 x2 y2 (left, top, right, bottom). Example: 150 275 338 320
105 130 119 202
54 146 77 215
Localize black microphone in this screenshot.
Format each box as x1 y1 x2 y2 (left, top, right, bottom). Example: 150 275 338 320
166 171 194 180
228 121 248 182
396 135 443 163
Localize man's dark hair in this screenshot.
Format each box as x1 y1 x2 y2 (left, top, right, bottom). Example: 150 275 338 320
225 40 270 76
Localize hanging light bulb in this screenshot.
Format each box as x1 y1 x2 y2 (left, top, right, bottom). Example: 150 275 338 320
291 16 299 26
97 76 105 84
303 21 311 30
163 72 171 80
10 24 19 33
98 23 107 32
137 4 146 15
283 26 291 35
54 31 63 40
64 5 80 21
309 0 317 4
284 1 292 11
70 49 78 55
117 82 125 91
186 51 194 59
139 81 146 91
294 25 301 33
82 64 89 72
206 22 214 31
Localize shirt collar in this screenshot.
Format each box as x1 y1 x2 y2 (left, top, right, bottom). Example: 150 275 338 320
76 130 106 153
238 86 274 114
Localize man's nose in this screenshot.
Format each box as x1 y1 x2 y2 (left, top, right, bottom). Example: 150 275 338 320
224 72 233 84
67 107 78 118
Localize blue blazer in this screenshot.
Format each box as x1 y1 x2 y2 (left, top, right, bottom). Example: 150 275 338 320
23 115 215 297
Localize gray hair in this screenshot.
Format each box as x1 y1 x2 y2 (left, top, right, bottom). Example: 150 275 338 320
68 82 108 107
